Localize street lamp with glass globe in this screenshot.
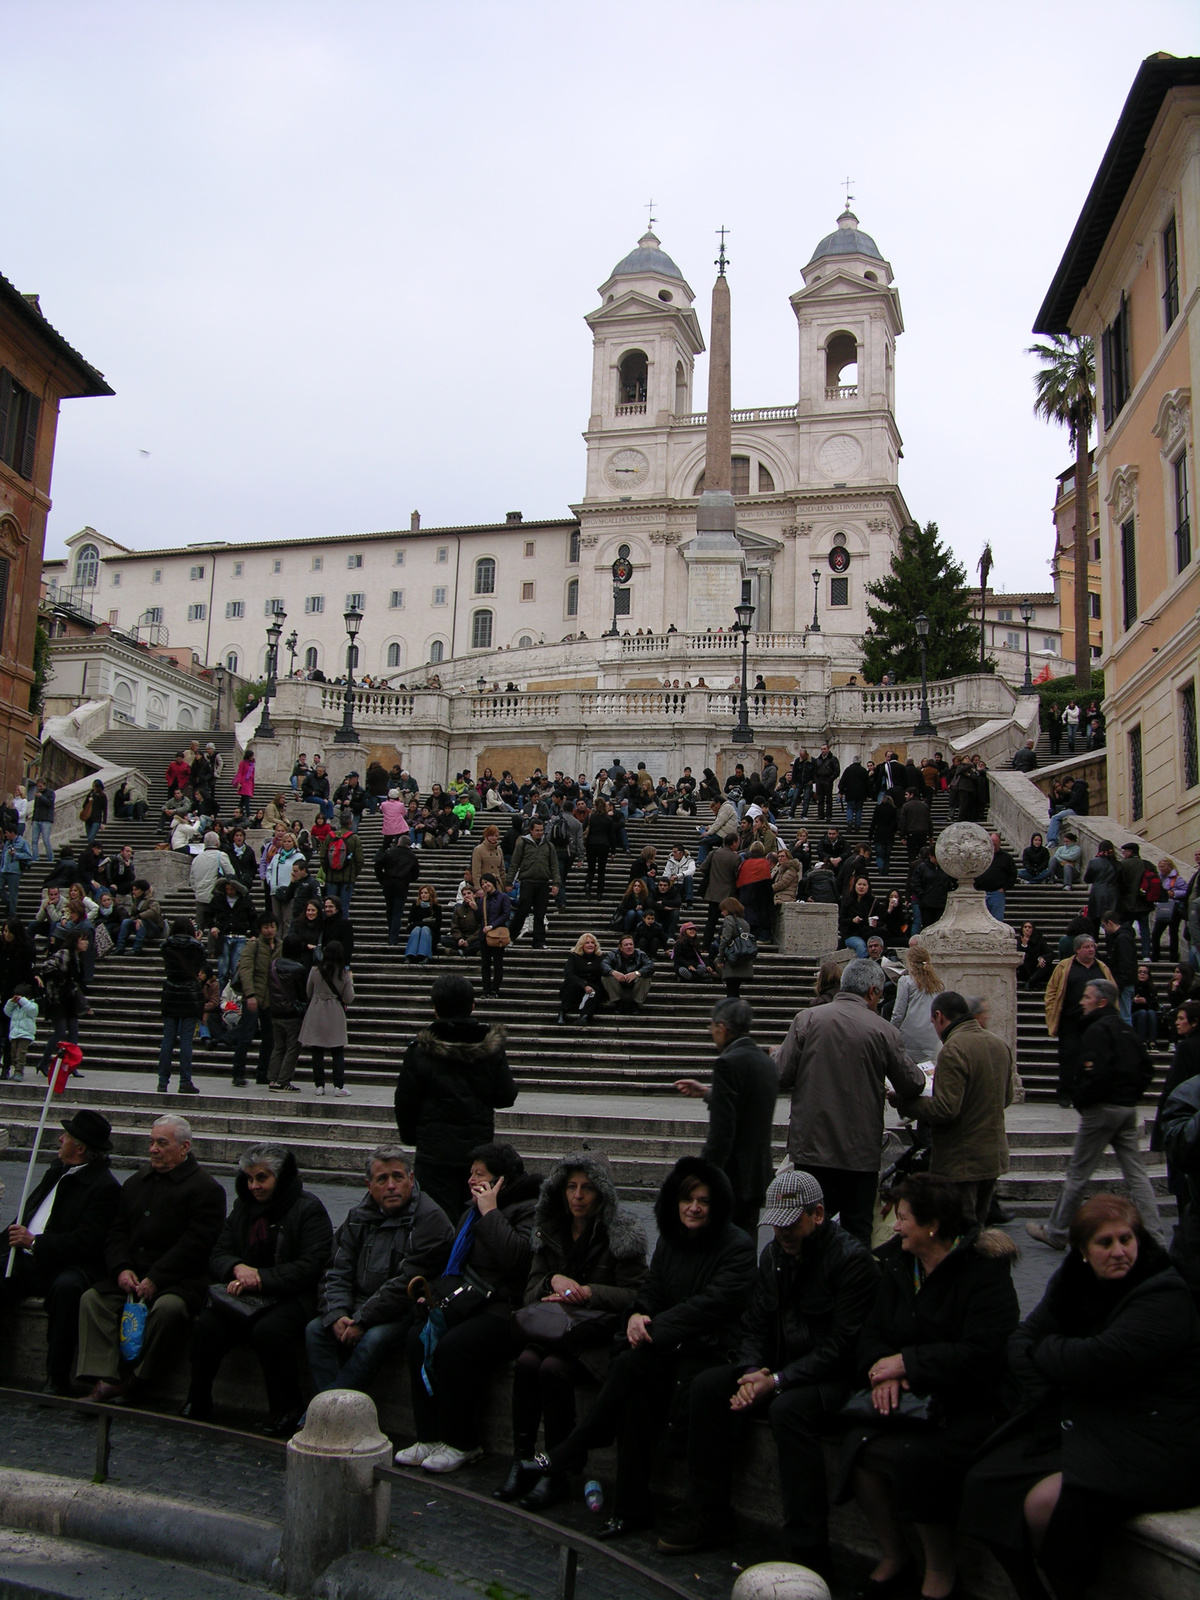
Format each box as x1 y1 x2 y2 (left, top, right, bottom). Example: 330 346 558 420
1018 599 1036 694
258 610 286 739
285 629 298 679
809 569 821 633
731 600 756 744
913 611 937 736
212 663 226 732
334 606 363 744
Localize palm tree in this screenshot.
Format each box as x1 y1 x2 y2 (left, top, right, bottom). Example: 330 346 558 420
1027 334 1096 693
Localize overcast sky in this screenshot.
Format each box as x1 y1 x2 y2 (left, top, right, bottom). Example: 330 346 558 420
6 1 1196 590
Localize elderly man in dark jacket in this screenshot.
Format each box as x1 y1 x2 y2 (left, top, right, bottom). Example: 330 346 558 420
601 936 656 1011
1027 979 1163 1251
305 1145 453 1402
375 834 420 946
659 1168 878 1568
394 973 517 1220
674 997 778 1235
1 1110 121 1394
77 1115 226 1403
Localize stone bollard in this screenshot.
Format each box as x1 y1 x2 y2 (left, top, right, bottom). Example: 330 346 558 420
278 1390 393 1596
732 1561 830 1600
776 900 839 957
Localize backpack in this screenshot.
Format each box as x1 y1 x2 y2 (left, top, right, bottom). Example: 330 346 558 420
326 834 349 872
1139 864 1163 904
549 815 570 848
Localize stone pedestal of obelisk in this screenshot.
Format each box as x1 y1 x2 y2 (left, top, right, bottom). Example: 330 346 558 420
917 822 1022 1061
684 264 746 632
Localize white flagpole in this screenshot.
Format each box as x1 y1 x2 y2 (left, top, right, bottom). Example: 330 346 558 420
4 1049 62 1279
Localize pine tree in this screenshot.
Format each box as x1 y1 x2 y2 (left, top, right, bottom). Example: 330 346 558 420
860 521 987 683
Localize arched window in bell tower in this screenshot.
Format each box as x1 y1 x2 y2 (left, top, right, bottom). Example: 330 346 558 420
675 361 687 416
825 331 858 396
618 350 648 408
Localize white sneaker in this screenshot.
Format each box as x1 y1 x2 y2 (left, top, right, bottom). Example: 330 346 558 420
421 1443 483 1474
395 1440 443 1467
314 1085 325 1096
334 1086 351 1097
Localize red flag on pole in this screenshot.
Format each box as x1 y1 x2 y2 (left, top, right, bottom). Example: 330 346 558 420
1032 665 1052 685
50 1042 83 1095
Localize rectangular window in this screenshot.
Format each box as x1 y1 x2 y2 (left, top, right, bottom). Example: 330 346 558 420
347 553 362 569
524 541 536 558
433 586 447 606
1163 215 1180 329
1091 537 1101 560
189 565 205 581
1005 630 1022 650
265 597 284 615
0 367 40 480
346 591 365 612
272 559 282 574
145 606 163 625
1090 591 1102 619
152 569 162 584
830 576 849 606
436 546 448 564
394 549 405 565
389 590 404 609
1181 682 1199 791
232 561 243 577
108 609 119 626
521 581 535 601
1101 293 1132 428
1174 453 1191 573
568 529 580 563
1129 725 1143 821
996 608 1013 622
1120 518 1137 629
614 587 631 617
1042 636 1057 653
311 555 323 571
110 572 121 587
305 596 324 614
225 600 245 619
187 603 207 622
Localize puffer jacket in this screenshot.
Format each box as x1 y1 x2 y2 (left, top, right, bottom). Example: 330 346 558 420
394 1019 517 1166
209 1152 333 1320
160 933 206 1019
631 1156 756 1360
318 1185 456 1329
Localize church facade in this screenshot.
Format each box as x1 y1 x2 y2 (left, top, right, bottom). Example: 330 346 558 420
42 212 913 690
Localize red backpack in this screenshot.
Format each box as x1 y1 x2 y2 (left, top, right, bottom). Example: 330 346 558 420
1139 864 1163 904
326 834 349 872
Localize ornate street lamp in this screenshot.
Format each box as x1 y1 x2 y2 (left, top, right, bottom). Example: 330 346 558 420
809 568 821 633
258 610 286 739
1018 599 1036 695
731 599 756 745
212 663 226 732
913 611 937 736
285 629 299 678
334 605 363 744
476 674 486 695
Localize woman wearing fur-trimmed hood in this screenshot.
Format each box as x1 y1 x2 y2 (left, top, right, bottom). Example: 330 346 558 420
494 1152 649 1509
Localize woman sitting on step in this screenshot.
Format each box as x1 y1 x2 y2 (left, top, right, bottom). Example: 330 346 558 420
406 885 443 963
557 932 606 1023
495 1151 648 1510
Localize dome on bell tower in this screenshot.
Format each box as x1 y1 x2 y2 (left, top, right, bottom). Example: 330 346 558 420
806 209 884 266
609 230 685 281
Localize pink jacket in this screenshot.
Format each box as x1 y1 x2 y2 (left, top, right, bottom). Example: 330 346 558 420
380 798 409 836
233 759 255 797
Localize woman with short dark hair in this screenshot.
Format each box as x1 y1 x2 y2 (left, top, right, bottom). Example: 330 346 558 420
962 1194 1200 1600
838 1172 1019 1600
714 897 755 998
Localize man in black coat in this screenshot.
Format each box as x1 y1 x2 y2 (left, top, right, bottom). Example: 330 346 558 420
394 973 517 1219
76 1115 226 1403
375 835 420 947
1101 911 1139 1023
658 1168 878 1570
973 832 1019 923
674 997 779 1235
837 758 871 830
812 744 840 823
305 1145 454 1403
1028 980 1163 1251
1 1110 121 1393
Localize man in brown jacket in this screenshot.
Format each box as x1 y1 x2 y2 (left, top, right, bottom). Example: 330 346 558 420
233 916 278 1088
897 991 1013 1226
698 834 741 947
773 959 924 1244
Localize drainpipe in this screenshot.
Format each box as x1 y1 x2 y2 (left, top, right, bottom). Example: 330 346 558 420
449 535 461 660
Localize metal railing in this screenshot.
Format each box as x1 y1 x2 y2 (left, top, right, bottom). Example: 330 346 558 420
376 1464 701 1600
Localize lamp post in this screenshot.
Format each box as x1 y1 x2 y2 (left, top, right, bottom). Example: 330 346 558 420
809 569 821 633
333 606 363 744
731 600 756 744
212 663 226 732
912 611 937 737
258 610 286 739
285 629 298 679
476 674 486 695
1018 599 1036 695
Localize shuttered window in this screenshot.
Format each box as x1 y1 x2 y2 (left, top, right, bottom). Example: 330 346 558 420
1163 216 1180 329
1182 684 1199 792
0 369 39 480
1129 725 1143 821
1120 519 1137 630
1101 294 1132 428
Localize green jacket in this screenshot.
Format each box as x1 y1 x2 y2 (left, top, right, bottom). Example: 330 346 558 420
510 835 561 886
237 934 279 1009
902 1016 1012 1181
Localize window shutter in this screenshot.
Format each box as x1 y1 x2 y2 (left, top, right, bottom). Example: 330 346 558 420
0 557 9 654
1119 293 1131 401
0 370 12 462
1100 326 1114 429
1120 519 1137 629
18 394 39 479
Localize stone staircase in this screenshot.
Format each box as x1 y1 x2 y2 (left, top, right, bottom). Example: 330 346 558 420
0 731 1177 1208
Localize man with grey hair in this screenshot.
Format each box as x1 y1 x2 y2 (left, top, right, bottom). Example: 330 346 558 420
772 960 924 1245
1044 933 1113 1106
77 1117 225 1404
1028 978 1162 1249
305 1145 455 1401
674 998 778 1236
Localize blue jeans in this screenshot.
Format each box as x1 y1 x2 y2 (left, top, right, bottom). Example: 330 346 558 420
30 820 53 862
1019 866 1054 883
158 1016 196 1086
911 903 923 936
331 881 354 914
85 820 102 844
875 846 892 873
304 1315 407 1398
116 917 152 953
313 799 334 820
696 835 719 865
0 870 19 917
1118 985 1134 1025
1046 811 1075 846
844 801 864 829
217 935 246 986
985 890 1006 922
845 936 868 958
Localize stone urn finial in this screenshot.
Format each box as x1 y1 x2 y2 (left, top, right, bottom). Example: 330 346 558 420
933 820 994 886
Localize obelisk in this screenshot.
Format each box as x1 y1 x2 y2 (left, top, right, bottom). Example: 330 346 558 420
685 231 745 631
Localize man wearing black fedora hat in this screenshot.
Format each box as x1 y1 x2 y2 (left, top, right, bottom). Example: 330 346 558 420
2 1110 121 1394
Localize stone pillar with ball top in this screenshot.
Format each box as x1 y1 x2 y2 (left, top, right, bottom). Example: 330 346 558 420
917 821 1021 1061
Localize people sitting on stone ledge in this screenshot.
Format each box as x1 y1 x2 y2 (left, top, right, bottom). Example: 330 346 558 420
600 934 656 1012
76 1115 226 1406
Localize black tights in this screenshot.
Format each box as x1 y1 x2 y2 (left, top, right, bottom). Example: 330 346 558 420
585 848 609 898
311 1046 344 1088
512 1347 583 1456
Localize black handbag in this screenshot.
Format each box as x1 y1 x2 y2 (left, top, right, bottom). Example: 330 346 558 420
839 1387 938 1429
407 1272 492 1329
512 1300 617 1353
208 1283 279 1321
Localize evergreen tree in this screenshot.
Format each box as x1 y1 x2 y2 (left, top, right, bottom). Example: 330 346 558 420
860 521 988 683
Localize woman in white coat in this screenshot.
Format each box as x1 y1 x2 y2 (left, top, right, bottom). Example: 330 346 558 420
890 942 944 1062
